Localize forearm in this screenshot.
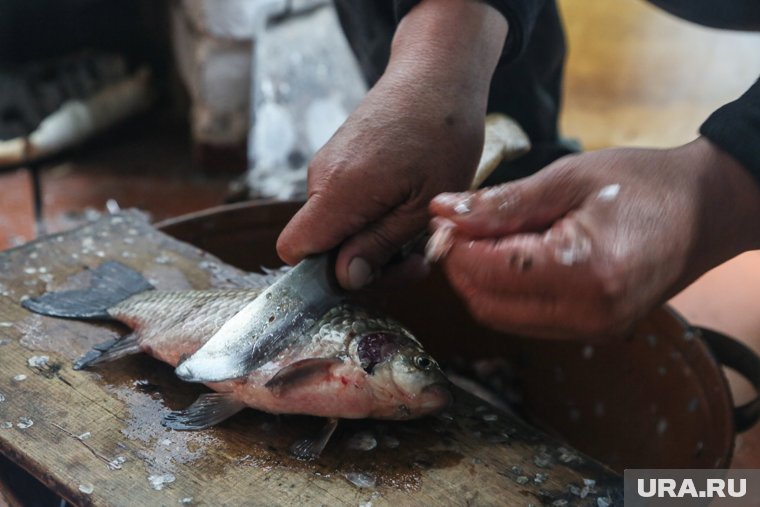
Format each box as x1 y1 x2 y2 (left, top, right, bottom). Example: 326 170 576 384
387 0 508 104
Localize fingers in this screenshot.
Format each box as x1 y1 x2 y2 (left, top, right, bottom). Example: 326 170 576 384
442 223 595 296
334 206 429 289
368 253 430 289
276 159 396 266
430 160 588 237
436 217 631 339
277 194 364 266
425 217 457 263
278 181 429 289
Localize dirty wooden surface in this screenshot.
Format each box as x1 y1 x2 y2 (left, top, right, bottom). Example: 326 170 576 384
0 211 622 507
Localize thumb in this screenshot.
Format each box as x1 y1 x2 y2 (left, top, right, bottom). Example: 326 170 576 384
429 164 587 237
334 207 429 290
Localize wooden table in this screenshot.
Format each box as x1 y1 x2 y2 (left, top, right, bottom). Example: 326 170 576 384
0 211 622 506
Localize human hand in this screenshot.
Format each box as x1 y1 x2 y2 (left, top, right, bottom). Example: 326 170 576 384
277 0 508 289
428 137 760 339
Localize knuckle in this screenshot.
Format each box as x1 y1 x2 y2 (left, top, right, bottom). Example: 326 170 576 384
366 227 400 254
307 156 351 190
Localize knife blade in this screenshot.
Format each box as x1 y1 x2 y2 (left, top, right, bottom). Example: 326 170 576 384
175 252 343 382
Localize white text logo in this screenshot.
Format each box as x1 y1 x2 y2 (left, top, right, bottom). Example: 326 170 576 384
637 479 746 499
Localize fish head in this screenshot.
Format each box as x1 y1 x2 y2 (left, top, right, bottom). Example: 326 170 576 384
350 327 451 419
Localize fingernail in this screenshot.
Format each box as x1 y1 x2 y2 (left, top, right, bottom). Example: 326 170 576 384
347 257 373 289
425 224 456 263
435 193 470 214
453 197 472 215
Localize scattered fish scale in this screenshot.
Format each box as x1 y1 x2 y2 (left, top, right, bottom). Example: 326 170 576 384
27 355 49 368
346 431 377 451
345 472 376 489
17 416 33 429
381 435 400 449
557 447 582 464
108 456 127 470
534 451 553 468
148 473 176 491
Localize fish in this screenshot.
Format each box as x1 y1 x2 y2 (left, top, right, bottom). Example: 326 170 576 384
21 261 451 458
175 252 345 384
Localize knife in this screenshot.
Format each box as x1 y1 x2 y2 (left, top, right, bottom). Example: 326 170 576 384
175 113 530 383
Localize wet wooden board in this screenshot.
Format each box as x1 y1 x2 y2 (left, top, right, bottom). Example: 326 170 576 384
0 211 622 507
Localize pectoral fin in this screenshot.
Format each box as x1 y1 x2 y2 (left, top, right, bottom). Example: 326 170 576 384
289 418 339 460
162 393 245 430
265 358 342 397
73 333 141 370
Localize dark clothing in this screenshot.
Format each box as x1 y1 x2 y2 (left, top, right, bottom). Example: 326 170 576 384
647 0 760 30
333 0 760 185
701 80 760 182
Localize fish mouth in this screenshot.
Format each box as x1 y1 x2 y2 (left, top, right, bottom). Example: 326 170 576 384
420 382 453 411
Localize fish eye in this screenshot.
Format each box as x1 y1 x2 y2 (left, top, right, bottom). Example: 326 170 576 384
414 355 435 371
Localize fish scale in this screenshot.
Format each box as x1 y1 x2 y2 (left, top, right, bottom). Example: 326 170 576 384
109 289 263 364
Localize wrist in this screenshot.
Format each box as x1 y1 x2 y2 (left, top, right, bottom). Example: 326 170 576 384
387 0 507 99
684 137 760 262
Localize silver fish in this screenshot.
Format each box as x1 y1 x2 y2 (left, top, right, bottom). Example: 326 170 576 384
175 253 344 383
22 262 450 457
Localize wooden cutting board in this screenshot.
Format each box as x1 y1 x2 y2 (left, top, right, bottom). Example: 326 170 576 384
0 211 622 507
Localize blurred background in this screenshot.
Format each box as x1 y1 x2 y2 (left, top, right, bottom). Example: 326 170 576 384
1 0 759 503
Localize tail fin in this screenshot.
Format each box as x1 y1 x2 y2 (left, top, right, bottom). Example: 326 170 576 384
22 261 153 320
